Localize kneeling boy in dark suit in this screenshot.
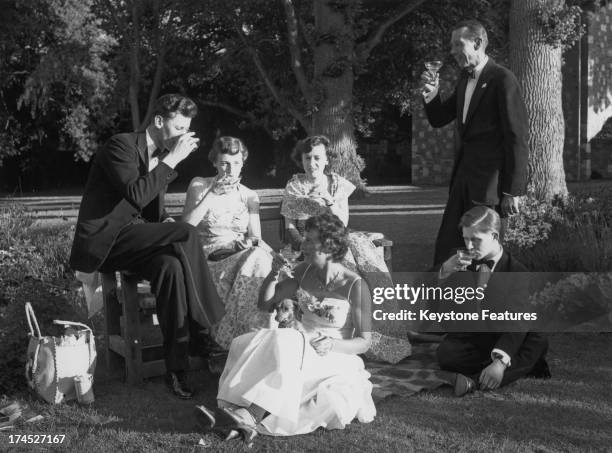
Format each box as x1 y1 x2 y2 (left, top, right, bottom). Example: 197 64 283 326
436 206 550 396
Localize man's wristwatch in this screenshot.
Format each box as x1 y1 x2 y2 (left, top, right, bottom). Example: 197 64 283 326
492 352 510 369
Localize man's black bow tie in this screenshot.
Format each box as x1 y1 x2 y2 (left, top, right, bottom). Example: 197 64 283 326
465 68 476 79
467 259 495 271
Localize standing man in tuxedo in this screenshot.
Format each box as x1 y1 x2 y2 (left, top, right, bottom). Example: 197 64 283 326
70 94 225 399
422 19 529 266
436 206 550 396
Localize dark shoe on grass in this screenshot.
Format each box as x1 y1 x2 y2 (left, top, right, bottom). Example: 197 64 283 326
454 373 476 397
165 371 194 399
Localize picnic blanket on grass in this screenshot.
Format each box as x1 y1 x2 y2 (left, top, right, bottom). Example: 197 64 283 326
367 343 455 402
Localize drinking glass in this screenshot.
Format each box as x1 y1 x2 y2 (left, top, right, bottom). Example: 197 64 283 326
424 60 443 77
456 248 475 271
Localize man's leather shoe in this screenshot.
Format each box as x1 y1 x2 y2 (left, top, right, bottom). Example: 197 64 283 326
454 373 476 397
165 371 194 399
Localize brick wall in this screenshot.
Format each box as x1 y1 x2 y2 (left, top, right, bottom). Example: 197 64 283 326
564 1 612 180
586 1 612 178
411 77 457 185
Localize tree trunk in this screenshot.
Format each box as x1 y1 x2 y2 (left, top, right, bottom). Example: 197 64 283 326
128 2 142 131
139 0 166 130
312 0 365 189
509 0 568 200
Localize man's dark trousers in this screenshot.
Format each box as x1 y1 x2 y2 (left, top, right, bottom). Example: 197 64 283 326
435 251 549 387
433 174 507 265
99 221 224 371
437 332 548 387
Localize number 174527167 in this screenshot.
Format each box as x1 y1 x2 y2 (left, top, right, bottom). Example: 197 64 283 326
8 434 66 444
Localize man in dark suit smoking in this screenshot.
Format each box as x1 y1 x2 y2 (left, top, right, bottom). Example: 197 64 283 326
422 19 529 266
70 94 225 399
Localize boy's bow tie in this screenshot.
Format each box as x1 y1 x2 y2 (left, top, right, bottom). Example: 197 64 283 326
467 259 495 271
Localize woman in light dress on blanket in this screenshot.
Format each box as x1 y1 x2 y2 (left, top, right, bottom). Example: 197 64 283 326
196 212 376 442
182 136 274 349
281 135 411 363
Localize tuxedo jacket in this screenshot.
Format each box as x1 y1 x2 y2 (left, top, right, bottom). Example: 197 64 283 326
69 132 177 272
424 58 529 205
440 250 532 358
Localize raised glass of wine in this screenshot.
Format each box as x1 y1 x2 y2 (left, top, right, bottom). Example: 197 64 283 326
424 60 443 76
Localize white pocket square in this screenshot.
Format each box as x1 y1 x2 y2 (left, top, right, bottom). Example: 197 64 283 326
481 83 487 88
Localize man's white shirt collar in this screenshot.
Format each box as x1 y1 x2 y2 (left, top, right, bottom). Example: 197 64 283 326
145 130 156 158
471 55 488 81
462 55 489 122
145 130 159 171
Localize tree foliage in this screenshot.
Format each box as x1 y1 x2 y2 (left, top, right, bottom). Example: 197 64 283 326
193 1 510 137
17 0 117 162
0 0 593 190
186 0 510 185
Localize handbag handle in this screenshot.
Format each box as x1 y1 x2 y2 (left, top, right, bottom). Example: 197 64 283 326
25 302 42 339
53 320 93 333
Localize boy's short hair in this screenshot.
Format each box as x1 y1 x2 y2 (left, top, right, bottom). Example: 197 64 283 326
459 206 501 235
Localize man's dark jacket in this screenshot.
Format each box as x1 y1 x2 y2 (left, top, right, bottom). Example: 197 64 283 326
70 132 177 272
442 250 533 358
424 58 529 204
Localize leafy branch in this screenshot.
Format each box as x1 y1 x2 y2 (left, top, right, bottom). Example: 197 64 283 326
234 19 310 132
282 0 314 106
536 2 585 51
355 0 427 62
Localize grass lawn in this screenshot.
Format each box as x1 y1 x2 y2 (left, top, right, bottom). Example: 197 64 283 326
1 333 610 453
2 181 611 452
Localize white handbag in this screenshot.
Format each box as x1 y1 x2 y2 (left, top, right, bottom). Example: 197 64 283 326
25 302 97 404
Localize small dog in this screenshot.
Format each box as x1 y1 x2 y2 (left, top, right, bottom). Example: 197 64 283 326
274 298 303 330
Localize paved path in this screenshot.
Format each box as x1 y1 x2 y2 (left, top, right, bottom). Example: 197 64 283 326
1 185 448 271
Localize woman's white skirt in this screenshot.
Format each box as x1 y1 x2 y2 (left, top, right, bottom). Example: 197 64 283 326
217 329 376 436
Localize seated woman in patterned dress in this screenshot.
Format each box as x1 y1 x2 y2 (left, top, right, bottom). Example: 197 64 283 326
182 136 274 349
195 212 376 444
280 135 411 363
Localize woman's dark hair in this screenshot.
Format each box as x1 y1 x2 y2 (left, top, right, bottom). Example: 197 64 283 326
208 136 249 164
290 135 336 169
153 93 198 119
304 212 349 262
